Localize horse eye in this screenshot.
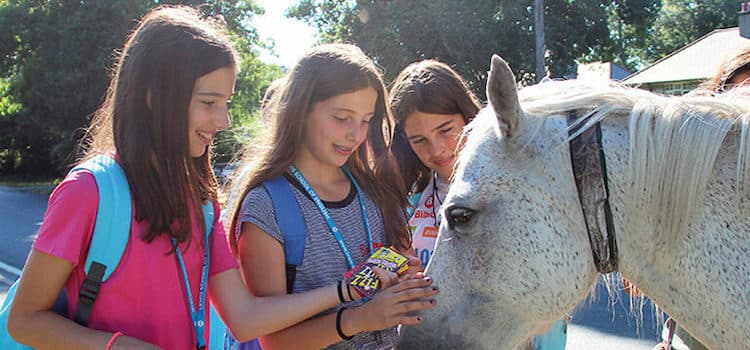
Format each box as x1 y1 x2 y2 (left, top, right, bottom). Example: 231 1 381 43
446 206 475 229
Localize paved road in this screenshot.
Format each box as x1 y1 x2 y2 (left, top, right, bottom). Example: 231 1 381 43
0 185 50 276
0 185 664 349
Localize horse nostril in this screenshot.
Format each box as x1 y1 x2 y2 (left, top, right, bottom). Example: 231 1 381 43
446 206 475 229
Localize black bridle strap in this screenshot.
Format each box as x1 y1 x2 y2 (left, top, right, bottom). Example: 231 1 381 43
567 111 618 274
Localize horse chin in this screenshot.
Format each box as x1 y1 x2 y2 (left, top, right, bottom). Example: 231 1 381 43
398 293 527 350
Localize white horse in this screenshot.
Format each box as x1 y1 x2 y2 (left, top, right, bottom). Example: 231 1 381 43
399 55 750 349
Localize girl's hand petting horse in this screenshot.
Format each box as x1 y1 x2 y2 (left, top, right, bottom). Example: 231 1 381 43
342 276 438 334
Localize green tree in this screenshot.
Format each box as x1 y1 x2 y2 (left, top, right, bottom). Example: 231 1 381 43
290 1 628 96
636 0 739 63
0 0 280 176
291 0 742 94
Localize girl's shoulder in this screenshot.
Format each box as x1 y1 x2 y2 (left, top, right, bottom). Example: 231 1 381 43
242 183 274 208
52 169 99 205
33 169 99 264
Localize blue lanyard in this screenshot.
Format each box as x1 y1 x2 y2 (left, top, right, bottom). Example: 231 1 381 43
172 229 210 350
289 165 374 269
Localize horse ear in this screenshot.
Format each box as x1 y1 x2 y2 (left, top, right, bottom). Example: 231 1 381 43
487 55 521 138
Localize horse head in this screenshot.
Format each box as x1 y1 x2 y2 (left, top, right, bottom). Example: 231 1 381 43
400 54 750 349
399 55 598 349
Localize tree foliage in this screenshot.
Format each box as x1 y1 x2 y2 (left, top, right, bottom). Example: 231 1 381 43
290 0 625 94
291 0 741 96
0 0 280 176
634 0 739 63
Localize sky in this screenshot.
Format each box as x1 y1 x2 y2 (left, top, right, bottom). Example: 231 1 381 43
253 0 319 68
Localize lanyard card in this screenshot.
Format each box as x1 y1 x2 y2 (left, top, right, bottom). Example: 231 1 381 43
344 247 409 298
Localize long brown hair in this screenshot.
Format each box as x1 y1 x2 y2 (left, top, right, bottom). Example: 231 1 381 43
81 6 239 246
227 43 409 253
389 59 481 194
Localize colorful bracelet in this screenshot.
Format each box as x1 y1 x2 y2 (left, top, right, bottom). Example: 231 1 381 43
335 307 354 340
105 331 124 350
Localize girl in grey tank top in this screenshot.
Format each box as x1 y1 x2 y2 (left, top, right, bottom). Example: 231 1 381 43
225 43 439 350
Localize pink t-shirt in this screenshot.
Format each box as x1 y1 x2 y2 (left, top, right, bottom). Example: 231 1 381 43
32 170 238 349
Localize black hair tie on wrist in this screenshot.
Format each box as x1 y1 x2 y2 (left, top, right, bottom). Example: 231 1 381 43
336 280 346 303
336 307 355 340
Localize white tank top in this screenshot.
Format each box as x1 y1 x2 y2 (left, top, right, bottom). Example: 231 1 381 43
408 174 448 266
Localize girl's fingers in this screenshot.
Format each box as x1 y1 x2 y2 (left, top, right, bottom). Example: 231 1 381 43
391 285 439 304
398 257 425 280
371 266 399 288
393 299 437 315
406 256 422 269
398 271 426 282
387 276 434 294
394 315 425 326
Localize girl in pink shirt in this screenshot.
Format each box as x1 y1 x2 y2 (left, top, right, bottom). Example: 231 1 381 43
6 6 433 350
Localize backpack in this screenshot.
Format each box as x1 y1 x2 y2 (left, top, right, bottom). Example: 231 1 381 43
0 155 221 349
219 175 306 350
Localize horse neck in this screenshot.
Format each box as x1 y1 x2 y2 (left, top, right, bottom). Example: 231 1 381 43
597 114 748 349
594 117 645 277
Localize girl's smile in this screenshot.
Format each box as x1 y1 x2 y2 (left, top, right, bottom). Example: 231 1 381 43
188 66 236 158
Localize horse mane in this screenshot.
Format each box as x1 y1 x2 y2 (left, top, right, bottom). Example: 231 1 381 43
469 79 750 253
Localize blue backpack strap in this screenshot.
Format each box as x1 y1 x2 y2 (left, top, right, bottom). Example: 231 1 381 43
0 281 33 349
406 191 421 218
262 176 306 294
220 178 305 350
69 155 132 325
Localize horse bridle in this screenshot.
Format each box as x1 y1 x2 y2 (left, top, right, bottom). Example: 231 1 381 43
567 111 618 274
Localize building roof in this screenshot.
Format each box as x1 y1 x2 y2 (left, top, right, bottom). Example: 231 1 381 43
624 27 750 85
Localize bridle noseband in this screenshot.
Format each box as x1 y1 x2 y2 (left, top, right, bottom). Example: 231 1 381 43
567 111 618 274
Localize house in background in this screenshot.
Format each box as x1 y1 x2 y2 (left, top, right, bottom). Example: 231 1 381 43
623 4 750 95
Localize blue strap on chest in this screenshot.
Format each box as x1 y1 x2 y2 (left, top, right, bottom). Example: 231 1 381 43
262 176 306 294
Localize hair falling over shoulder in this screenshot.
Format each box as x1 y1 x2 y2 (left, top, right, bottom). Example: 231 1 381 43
78 5 239 246
226 43 410 255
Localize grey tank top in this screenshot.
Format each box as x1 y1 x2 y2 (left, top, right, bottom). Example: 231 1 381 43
238 176 398 349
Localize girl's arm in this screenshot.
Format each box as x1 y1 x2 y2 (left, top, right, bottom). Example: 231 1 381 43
208 265 342 342
232 222 437 350
7 250 161 350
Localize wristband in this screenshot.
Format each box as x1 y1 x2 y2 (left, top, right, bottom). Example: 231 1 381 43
105 331 124 350
335 307 355 340
336 280 346 303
